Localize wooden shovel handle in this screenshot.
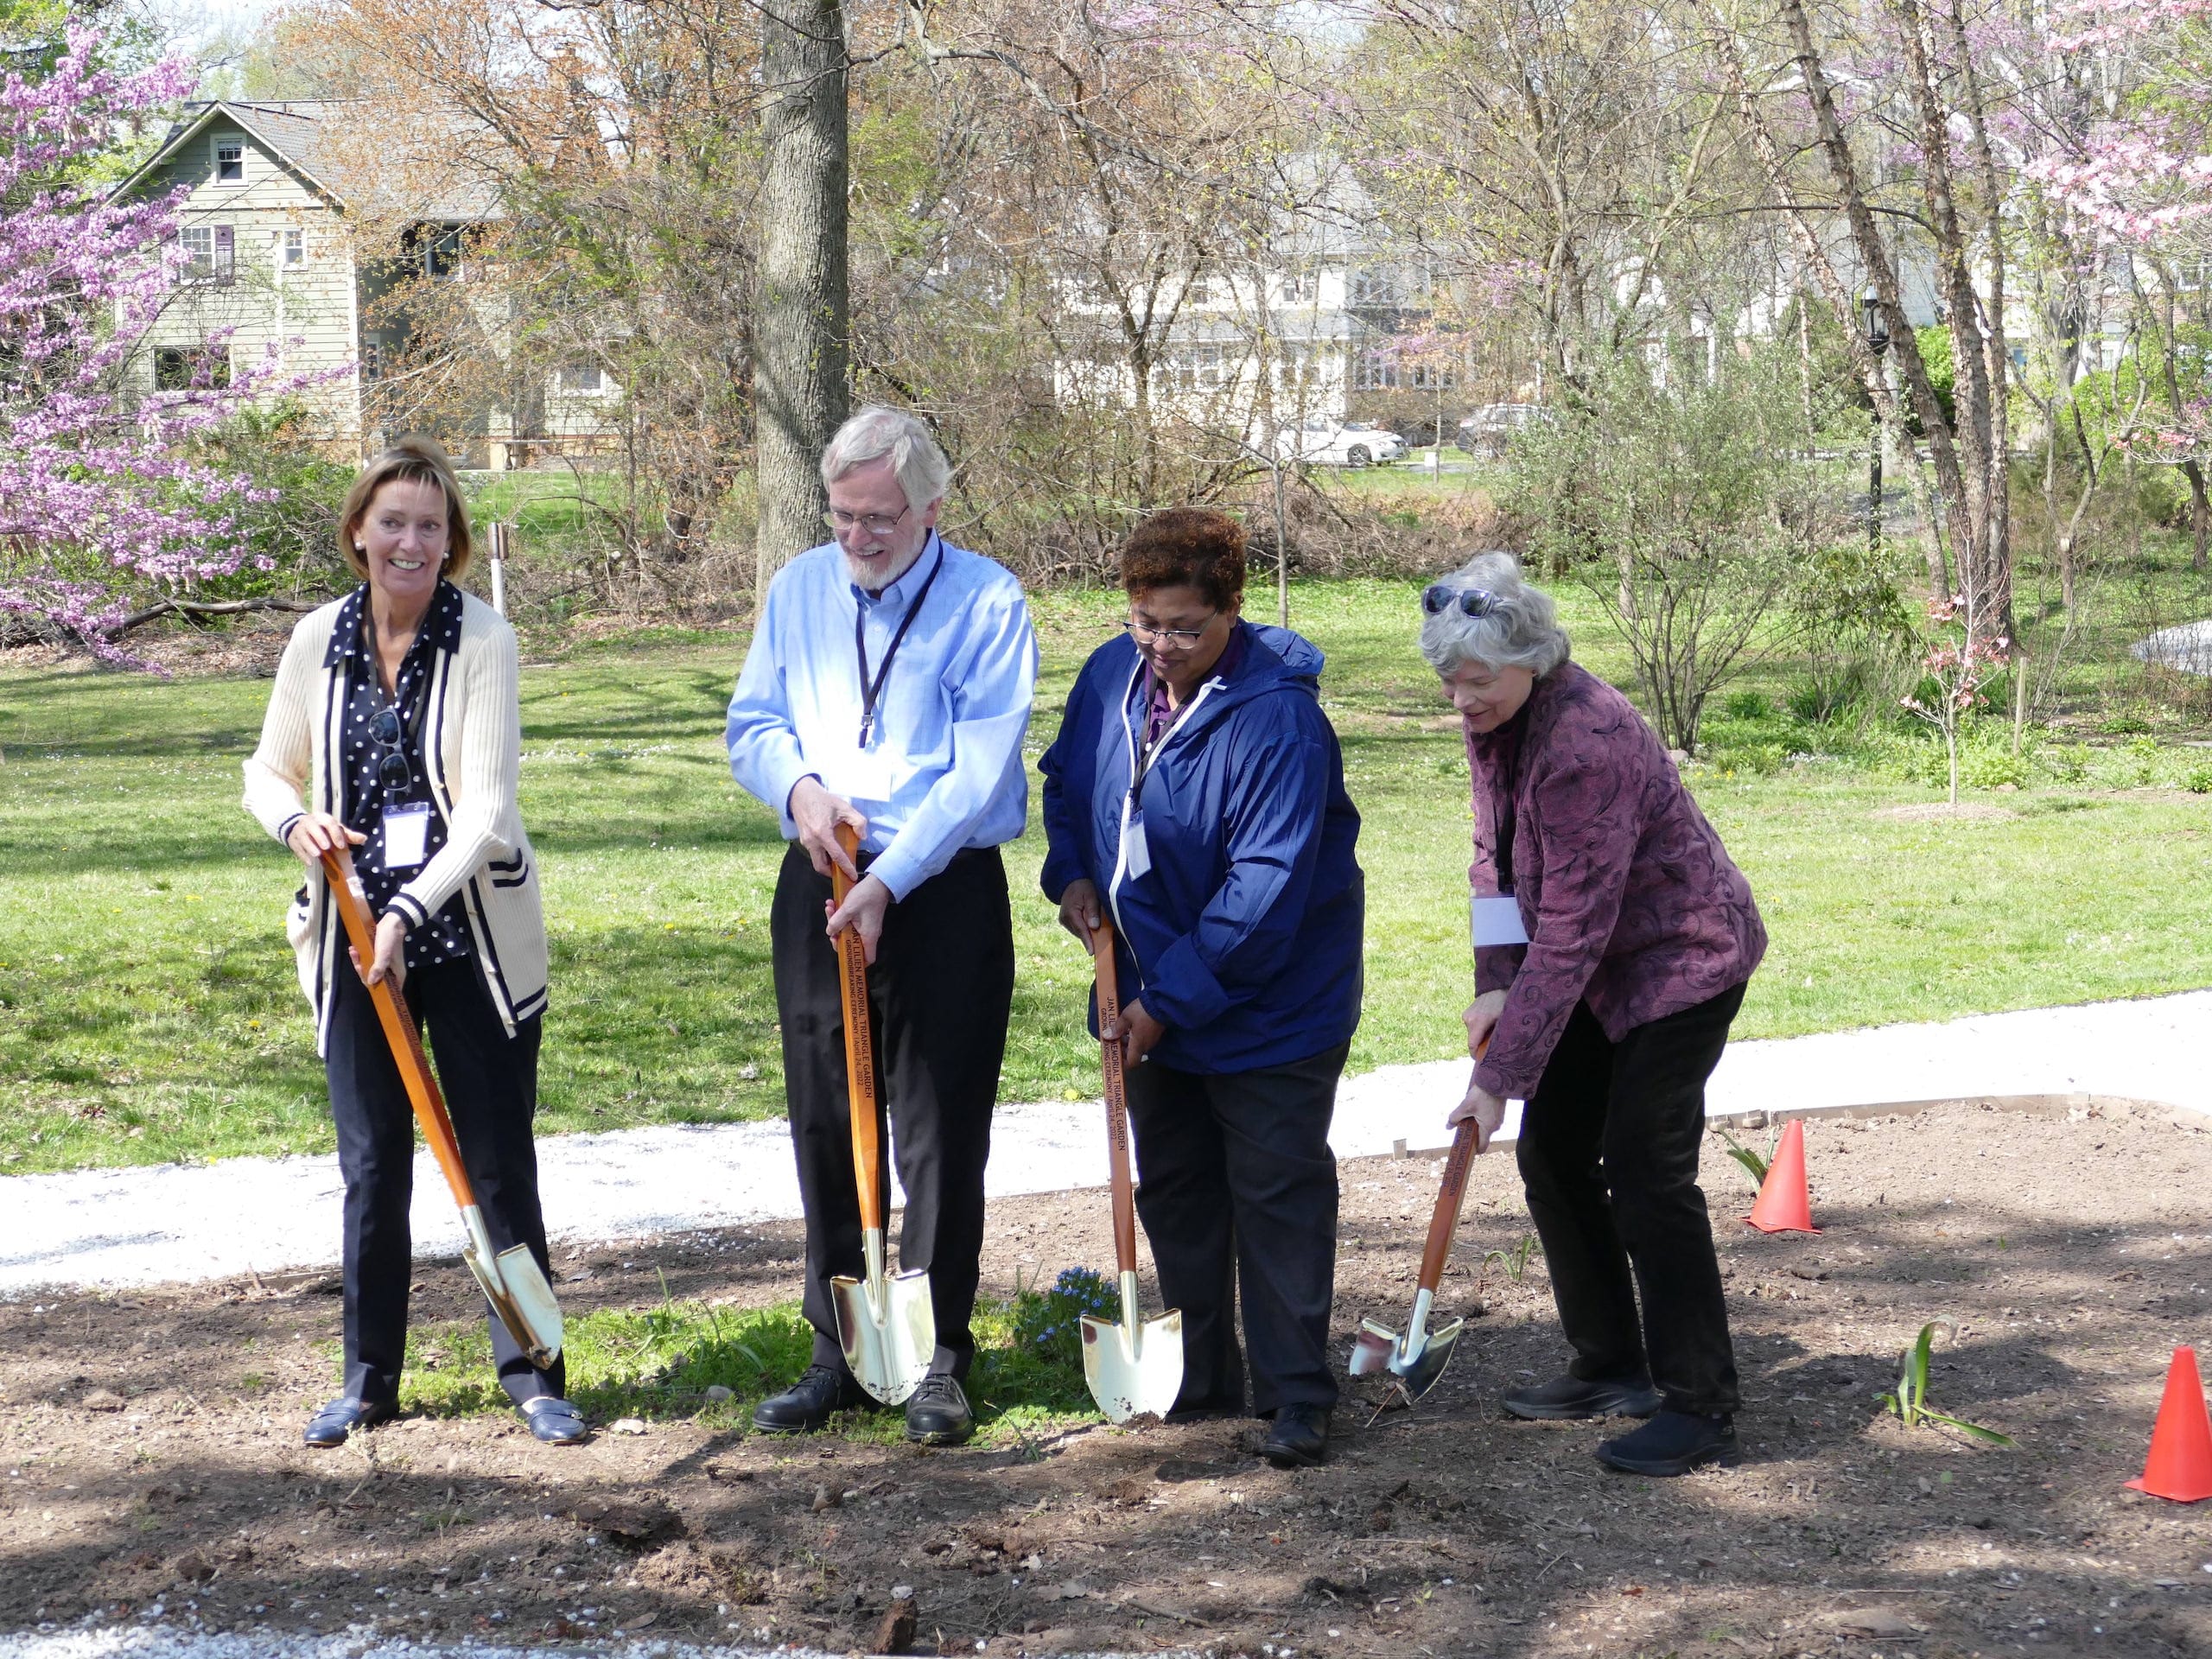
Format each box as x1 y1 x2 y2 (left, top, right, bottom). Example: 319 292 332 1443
829 823 886 1234
1090 918 1139 1274
319 848 478 1212
1414 1038 1492 1295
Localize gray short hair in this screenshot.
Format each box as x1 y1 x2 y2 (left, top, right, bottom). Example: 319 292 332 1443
820 404 953 511
1419 551 1572 677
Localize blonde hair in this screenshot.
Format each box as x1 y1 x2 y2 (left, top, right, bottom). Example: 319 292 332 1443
338 435 473 580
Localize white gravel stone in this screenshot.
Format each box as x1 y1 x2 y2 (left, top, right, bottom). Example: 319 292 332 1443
4 992 2209 1299
2134 620 2212 676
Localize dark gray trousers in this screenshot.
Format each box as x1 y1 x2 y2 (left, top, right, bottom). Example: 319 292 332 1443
1123 1041 1349 1418
771 844 1014 1381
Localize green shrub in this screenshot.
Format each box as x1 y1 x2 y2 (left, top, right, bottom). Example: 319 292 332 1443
1962 746 2030 790
1725 690 1773 720
2044 743 2093 784
1010 1265 1120 1373
2185 764 2212 795
2098 712 2153 735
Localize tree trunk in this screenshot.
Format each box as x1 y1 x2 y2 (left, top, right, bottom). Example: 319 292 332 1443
754 0 849 591
2183 459 2212 575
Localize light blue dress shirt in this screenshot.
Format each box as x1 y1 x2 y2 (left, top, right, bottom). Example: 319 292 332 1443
726 533 1039 901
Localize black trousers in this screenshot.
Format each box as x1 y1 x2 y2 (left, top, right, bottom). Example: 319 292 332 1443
1123 1041 1348 1418
1515 982 1746 1416
771 843 1014 1381
324 954 560 1409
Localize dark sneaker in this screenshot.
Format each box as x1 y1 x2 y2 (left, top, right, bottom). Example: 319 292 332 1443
753 1364 868 1434
1596 1409 1741 1476
1501 1371 1662 1421
1260 1402 1331 1468
904 1374 974 1446
302 1396 396 1448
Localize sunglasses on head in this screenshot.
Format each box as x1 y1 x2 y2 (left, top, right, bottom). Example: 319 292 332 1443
1422 584 1499 618
369 706 414 794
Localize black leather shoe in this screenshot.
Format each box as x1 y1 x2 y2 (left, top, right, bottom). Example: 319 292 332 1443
302 1396 395 1447
1502 1371 1662 1421
904 1374 975 1446
1596 1409 1741 1476
1260 1402 1330 1468
519 1395 591 1446
753 1364 869 1434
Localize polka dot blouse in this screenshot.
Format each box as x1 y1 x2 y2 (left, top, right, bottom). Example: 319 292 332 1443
332 582 474 969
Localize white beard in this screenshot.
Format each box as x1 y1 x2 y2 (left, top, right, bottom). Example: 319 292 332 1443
843 537 928 592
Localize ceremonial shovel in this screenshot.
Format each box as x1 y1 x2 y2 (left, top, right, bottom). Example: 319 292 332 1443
1346 1039 1491 1414
1078 918 1185 1424
320 848 563 1369
826 823 935 1406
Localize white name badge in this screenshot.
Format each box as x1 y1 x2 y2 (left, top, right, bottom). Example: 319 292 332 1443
1472 892 1529 948
383 801 431 871
1122 814 1153 880
831 747 897 804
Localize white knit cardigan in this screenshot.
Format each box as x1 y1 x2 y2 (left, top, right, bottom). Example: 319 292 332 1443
242 588 550 1053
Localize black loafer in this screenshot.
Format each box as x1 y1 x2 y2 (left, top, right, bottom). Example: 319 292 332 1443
303 1396 396 1447
1502 1371 1662 1421
520 1395 591 1445
1596 1409 1741 1476
753 1364 870 1435
1261 1402 1330 1468
904 1374 975 1446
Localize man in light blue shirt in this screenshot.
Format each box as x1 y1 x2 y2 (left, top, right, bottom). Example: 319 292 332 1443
727 405 1038 1447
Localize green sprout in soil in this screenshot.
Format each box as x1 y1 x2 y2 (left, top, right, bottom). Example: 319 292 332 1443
1481 1234 1543 1284
1718 1124 1778 1191
1879 1319 2015 1446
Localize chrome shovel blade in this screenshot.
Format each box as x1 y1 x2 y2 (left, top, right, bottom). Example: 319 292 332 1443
831 1229 935 1407
1348 1316 1401 1376
1390 1317 1465 1402
1080 1307 1185 1425
460 1205 563 1368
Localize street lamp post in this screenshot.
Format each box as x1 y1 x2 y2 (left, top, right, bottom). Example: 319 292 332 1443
1861 293 1891 556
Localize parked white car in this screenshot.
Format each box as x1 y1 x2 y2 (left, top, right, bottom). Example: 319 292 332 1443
1455 403 1553 456
1270 419 1408 467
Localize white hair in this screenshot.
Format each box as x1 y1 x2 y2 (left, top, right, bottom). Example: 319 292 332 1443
1418 551 1573 677
820 404 953 511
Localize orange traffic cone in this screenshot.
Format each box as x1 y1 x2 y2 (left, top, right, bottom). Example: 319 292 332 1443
2126 1346 2212 1503
1743 1118 1819 1234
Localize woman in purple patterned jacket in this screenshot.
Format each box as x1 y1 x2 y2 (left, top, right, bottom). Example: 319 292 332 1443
1429 552 1766 1478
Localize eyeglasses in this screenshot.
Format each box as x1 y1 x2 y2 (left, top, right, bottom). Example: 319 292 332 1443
1124 615 1217 650
823 505 911 539
368 706 413 794
1422 584 1500 618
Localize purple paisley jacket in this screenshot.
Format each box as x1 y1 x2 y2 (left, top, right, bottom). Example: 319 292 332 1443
1468 661 1765 1101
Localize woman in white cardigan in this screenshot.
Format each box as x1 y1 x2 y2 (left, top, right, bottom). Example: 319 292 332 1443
243 436 583 1448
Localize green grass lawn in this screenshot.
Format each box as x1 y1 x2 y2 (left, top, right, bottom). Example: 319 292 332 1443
4 577 2212 1175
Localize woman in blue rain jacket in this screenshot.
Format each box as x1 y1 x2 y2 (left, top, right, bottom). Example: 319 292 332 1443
1039 506 1363 1468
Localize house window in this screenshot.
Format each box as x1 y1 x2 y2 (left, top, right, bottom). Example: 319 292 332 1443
1352 349 1399 391
560 361 604 391
1155 342 1224 392
280 227 305 270
155 346 232 391
1279 266 1317 305
214 139 244 184
1349 267 1401 308
1409 361 1458 391
425 226 464 280
1185 276 1214 308
180 225 235 283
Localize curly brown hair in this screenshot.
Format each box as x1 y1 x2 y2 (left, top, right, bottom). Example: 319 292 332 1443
1119 507 1247 610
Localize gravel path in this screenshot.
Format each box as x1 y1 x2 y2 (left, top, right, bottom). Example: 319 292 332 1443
4 990 2208 1299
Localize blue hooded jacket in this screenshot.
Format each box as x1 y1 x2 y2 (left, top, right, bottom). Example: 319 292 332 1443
1039 620 1364 1074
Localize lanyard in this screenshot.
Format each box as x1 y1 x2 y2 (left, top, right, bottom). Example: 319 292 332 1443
1128 666 1201 810
854 539 945 748
1493 723 1524 892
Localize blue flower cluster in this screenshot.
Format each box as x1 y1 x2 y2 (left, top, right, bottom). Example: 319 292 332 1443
1015 1266 1117 1361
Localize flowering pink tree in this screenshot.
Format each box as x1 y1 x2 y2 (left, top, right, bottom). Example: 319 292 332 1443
1901 594 2012 807
0 28 286 664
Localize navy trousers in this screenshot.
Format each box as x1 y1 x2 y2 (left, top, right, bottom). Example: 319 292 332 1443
323 955 560 1408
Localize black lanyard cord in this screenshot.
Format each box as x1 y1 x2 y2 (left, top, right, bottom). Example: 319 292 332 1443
855 540 945 748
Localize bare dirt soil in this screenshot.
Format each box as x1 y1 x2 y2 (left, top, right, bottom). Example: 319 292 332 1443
5 1100 2212 1658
